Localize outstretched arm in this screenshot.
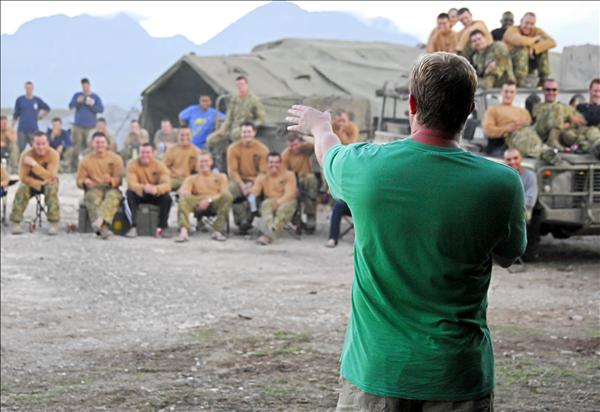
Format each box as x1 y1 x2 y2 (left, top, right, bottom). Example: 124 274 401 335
287 105 340 166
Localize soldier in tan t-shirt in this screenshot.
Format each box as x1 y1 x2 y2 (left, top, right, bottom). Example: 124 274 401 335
121 119 150 163
252 151 298 245
163 127 202 191
427 13 459 53
176 153 233 242
332 110 360 145
226 121 269 234
153 118 179 159
76 132 124 239
124 143 172 238
1 115 20 171
456 8 493 61
482 81 532 157
281 132 317 232
10 131 61 235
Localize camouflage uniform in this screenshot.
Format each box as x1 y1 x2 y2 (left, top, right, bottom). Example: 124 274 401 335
229 181 254 227
510 47 550 88
84 185 123 225
206 93 266 151
533 102 595 148
70 126 93 171
260 199 297 238
178 192 233 232
472 42 515 89
508 126 546 158
10 183 60 224
298 174 318 218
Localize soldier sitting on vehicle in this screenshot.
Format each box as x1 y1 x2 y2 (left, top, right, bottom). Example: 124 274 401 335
252 152 298 246
470 29 515 89
508 79 586 164
575 78 600 158
503 12 556 88
76 132 124 239
456 7 493 62
227 121 269 235
482 81 531 157
9 131 60 235
281 132 317 232
427 13 458 53
176 153 232 243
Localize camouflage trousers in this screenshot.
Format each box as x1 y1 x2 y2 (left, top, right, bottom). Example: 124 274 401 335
229 181 254 227
10 183 60 224
70 126 93 172
171 178 185 192
178 192 233 232
510 47 550 87
559 126 600 150
120 145 141 164
206 126 242 152
1 142 20 172
299 174 318 217
508 126 546 158
260 199 297 238
84 186 123 224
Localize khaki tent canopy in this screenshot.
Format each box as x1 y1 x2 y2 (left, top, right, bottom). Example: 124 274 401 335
140 38 421 150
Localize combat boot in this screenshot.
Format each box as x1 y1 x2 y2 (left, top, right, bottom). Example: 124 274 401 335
11 222 23 235
540 147 560 165
48 222 59 236
545 129 563 150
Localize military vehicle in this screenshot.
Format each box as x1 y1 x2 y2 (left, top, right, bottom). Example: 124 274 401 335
373 84 600 260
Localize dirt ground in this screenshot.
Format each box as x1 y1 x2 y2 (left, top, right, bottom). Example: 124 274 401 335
1 174 599 412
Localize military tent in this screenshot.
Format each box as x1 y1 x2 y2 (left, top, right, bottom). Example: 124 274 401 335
140 38 422 149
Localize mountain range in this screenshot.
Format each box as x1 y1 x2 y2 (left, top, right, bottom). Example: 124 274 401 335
0 2 419 108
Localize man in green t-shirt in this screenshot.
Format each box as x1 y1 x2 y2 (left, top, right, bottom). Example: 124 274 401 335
287 52 526 410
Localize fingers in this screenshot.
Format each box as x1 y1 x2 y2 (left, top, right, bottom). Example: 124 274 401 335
287 125 303 132
285 116 301 124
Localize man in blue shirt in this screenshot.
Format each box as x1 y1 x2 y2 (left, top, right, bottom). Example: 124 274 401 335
68 78 104 170
12 81 50 151
179 95 224 149
46 117 73 171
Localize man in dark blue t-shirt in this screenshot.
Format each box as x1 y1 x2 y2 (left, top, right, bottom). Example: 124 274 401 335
13 81 50 151
46 117 73 170
68 78 104 170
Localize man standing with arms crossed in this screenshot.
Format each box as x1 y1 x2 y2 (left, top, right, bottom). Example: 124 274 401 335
288 52 526 411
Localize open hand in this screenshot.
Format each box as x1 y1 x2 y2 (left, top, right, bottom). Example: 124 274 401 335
287 105 332 135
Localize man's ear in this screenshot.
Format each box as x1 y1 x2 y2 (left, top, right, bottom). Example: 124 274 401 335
408 95 417 115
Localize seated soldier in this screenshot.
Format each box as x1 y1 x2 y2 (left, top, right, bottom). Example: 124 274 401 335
153 118 179 158
9 131 60 235
282 132 317 232
332 110 359 145
575 78 600 157
121 119 150 163
176 153 233 243
252 152 298 246
47 117 73 171
206 76 266 154
326 200 352 248
503 12 556 87
482 81 532 157
427 13 458 53
76 132 124 239
88 117 117 151
163 127 201 191
125 143 172 238
456 7 493 61
227 121 269 234
1 115 19 171
534 79 590 149
470 30 515 89
1 162 8 197
491 11 514 41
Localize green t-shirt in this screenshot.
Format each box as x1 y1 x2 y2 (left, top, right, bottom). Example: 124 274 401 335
324 138 526 400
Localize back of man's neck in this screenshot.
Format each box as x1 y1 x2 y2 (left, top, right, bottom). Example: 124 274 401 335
410 127 460 148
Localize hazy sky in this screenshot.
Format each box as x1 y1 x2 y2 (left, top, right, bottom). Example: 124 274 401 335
1 1 599 50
